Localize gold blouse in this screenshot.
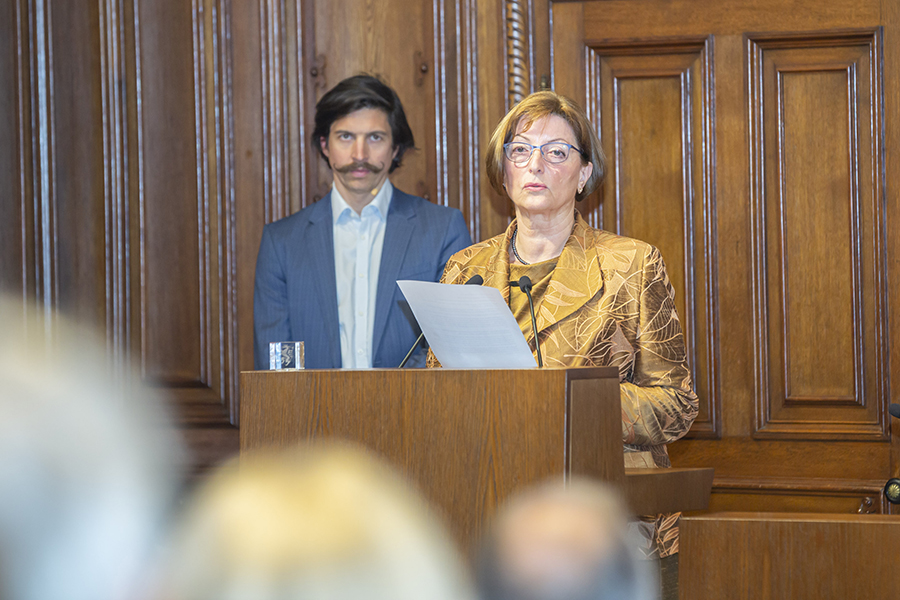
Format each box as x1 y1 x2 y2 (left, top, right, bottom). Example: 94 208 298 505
508 259 557 337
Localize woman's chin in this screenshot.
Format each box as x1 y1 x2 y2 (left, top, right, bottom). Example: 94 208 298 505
514 197 575 219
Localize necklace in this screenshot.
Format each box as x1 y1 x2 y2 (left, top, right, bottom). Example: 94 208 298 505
511 227 529 265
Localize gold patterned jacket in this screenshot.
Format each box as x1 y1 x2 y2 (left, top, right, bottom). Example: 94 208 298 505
428 213 699 557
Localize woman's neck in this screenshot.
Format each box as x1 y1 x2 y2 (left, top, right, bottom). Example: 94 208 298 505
511 211 575 264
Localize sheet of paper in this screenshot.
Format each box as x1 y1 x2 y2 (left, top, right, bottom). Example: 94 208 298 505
397 280 537 368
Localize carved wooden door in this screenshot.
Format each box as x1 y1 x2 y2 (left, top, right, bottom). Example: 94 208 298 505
549 0 900 513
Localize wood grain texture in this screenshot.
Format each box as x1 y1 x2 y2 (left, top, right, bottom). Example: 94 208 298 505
240 367 640 548
241 367 713 546
0 0 27 299
580 0 880 38
586 38 720 440
703 476 887 514
548 0 896 515
10 0 59 321
239 368 615 544
884 0 900 514
680 512 900 599
505 0 530 105
749 30 887 441
6 0 900 489
625 467 713 515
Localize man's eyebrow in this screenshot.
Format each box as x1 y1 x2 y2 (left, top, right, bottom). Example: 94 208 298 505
332 128 390 136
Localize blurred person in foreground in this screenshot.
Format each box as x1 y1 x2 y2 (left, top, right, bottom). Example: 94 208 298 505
477 479 656 600
428 91 698 596
0 298 183 600
157 443 474 600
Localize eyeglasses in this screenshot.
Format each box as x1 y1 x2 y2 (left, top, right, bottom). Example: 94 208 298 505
503 142 586 165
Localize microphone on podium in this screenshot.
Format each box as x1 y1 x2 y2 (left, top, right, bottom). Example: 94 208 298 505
889 404 900 419
397 274 484 368
510 275 543 367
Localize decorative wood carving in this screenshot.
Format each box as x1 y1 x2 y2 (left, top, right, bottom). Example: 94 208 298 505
748 29 887 441
505 0 529 106
434 0 481 237
585 38 720 439
259 0 291 221
192 0 240 421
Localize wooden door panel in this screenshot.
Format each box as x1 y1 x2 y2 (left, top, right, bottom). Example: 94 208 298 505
750 31 887 441
564 25 722 438
550 0 895 512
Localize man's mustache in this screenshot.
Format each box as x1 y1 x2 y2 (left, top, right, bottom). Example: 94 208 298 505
334 161 385 174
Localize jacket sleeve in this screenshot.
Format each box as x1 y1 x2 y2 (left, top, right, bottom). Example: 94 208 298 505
620 245 699 446
253 226 292 370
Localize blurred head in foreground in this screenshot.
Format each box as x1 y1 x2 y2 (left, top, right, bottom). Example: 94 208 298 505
159 443 473 600
0 298 183 600
477 479 656 600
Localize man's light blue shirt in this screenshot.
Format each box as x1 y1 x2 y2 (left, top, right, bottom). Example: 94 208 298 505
331 180 393 368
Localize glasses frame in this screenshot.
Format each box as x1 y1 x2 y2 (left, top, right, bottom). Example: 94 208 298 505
503 141 587 165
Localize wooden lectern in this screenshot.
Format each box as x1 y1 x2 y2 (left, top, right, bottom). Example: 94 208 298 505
240 367 712 549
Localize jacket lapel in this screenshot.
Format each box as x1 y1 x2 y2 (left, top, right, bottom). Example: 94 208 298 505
304 193 342 367
481 224 514 304
533 212 605 334
372 189 415 355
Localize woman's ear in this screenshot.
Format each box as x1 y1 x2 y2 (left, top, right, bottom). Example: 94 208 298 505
580 162 594 187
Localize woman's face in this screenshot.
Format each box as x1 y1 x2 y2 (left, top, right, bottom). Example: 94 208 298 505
502 114 593 221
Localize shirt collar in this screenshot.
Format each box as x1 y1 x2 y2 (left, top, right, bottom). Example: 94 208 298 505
330 179 393 225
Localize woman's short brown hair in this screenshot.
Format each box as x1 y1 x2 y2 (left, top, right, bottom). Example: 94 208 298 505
485 91 605 202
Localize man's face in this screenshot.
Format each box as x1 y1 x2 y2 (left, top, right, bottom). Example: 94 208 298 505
321 108 398 206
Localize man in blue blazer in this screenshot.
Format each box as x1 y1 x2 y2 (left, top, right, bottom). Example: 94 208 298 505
253 75 472 369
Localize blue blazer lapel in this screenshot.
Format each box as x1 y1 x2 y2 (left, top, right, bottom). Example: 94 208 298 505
303 193 342 367
372 190 415 356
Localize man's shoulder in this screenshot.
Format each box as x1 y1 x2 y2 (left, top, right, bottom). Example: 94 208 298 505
390 188 463 220
264 195 331 237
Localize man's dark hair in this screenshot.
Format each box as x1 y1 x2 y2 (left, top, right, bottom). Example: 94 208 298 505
313 74 415 173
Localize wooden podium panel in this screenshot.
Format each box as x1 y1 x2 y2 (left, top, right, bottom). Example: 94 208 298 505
240 367 622 548
680 512 900 599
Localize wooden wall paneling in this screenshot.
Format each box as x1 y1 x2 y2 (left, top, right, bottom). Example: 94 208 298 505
548 0 894 513
10 0 58 321
885 0 900 516
749 30 887 441
229 0 264 377
576 0 880 39
98 0 133 372
475 0 515 239
258 0 298 219
137 0 239 466
704 477 888 514
549 3 585 106
311 0 436 208
1 0 24 296
506 0 530 105
588 39 720 438
530 0 549 91
433 0 482 240
551 25 721 438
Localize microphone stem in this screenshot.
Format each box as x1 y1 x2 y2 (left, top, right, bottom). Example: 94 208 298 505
398 332 425 368
523 288 543 367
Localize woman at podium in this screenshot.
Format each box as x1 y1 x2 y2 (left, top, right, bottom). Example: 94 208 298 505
428 91 698 586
